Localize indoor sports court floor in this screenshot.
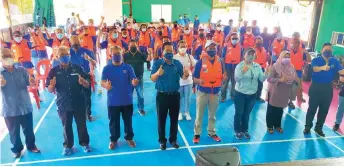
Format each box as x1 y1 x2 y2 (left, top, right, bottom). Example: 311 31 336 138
1 62 344 166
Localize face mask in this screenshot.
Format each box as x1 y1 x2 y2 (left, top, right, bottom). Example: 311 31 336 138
127 26 132 29
72 44 80 50
158 31 163 36
112 33 119 39
174 24 178 28
2 58 14 67
256 43 263 48
323 50 333 58
142 28 147 32
216 27 221 31
179 48 187 54
199 33 204 38
277 36 282 40
231 39 238 45
122 34 127 38
281 58 291 65
245 55 255 62
246 31 252 35
14 37 22 43
184 30 190 34
207 50 216 57
130 47 137 53
59 55 71 64
164 52 173 60
180 17 183 19
56 33 64 40
112 54 122 62
159 23 163 26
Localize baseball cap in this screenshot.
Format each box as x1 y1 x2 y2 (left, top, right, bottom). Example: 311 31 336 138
205 40 216 48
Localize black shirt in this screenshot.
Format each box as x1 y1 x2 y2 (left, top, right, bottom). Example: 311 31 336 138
46 64 89 112
123 51 147 79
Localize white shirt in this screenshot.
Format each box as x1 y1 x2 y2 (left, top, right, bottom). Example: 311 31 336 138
173 53 196 86
70 16 77 25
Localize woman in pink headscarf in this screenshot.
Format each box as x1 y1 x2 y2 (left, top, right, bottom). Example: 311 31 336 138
266 51 299 134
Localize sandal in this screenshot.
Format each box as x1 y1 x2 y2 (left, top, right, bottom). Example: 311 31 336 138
275 127 284 133
267 128 274 134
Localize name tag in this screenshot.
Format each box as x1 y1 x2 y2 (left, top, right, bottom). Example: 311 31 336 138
70 73 78 76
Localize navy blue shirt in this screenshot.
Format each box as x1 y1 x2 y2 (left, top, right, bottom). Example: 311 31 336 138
252 26 260 36
70 47 95 73
101 63 136 106
46 64 89 111
223 26 232 39
150 59 184 92
311 56 342 84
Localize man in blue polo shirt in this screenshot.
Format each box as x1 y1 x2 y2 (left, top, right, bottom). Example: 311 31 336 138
304 43 344 137
101 45 139 150
151 42 189 150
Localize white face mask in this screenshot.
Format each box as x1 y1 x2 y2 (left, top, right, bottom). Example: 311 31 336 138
246 31 252 35
179 48 187 54
2 58 14 67
216 27 221 31
142 28 147 32
14 37 22 43
184 30 190 34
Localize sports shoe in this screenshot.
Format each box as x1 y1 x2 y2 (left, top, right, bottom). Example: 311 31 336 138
333 124 340 131
83 145 92 153
235 133 243 140
315 129 325 137
208 134 221 142
185 112 192 121
62 148 73 156
87 115 93 122
178 113 183 121
193 135 200 144
138 110 146 116
243 132 251 139
13 152 21 158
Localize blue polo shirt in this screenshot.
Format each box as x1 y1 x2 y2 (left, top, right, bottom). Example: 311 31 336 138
193 58 225 94
70 47 95 73
150 59 184 92
311 56 342 84
223 26 232 38
101 63 136 106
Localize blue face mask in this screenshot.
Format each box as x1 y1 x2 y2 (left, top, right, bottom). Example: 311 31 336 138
323 50 333 58
112 54 122 62
164 52 173 60
112 33 118 39
231 39 238 45
56 33 64 40
59 55 71 64
207 50 216 57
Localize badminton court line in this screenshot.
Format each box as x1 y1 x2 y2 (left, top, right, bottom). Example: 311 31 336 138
12 97 56 167
178 125 196 162
2 135 344 166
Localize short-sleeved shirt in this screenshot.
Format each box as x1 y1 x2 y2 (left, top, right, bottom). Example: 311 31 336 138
101 63 136 106
173 53 196 86
311 56 342 84
123 51 147 79
70 47 95 73
193 58 225 94
46 64 89 112
0 66 32 117
150 59 184 92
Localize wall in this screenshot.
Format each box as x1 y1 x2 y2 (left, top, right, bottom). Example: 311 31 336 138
315 0 344 55
122 0 212 23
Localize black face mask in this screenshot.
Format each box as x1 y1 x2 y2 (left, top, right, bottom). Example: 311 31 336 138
72 44 81 50
173 24 178 28
158 31 163 36
199 33 204 38
130 47 137 53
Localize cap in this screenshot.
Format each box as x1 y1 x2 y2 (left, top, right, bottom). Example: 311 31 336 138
205 40 216 48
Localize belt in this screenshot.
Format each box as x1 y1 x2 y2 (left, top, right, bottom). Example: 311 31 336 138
157 91 179 95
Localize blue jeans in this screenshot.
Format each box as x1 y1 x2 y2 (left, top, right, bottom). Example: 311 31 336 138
335 95 344 125
233 90 256 133
179 84 192 113
135 79 144 110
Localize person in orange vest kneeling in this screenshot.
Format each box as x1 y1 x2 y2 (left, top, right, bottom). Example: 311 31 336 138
193 40 226 144
254 36 268 102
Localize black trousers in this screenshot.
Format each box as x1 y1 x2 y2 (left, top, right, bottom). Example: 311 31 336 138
305 83 333 130
156 92 180 143
58 110 90 148
108 105 134 142
147 61 151 70
266 104 284 128
84 86 92 116
4 112 36 153
256 68 265 100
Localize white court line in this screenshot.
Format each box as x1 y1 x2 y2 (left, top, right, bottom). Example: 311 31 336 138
2 135 344 166
286 112 344 153
178 125 196 162
12 97 56 166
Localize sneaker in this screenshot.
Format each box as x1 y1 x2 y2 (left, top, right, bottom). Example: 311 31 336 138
87 115 93 122
243 132 251 139
288 102 296 109
333 124 340 131
315 129 325 137
138 110 146 116
13 152 21 158
127 140 136 148
178 113 183 121
109 142 117 150
303 128 311 134
185 112 192 121
62 148 73 156
83 145 92 153
193 135 200 144
208 134 221 142
235 133 243 140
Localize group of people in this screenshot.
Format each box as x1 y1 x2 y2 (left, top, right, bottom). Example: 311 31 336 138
1 13 344 160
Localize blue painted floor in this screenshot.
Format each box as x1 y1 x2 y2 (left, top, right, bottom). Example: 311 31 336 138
1 67 344 166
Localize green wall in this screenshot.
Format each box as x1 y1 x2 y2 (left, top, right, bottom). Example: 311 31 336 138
122 0 212 23
315 0 344 55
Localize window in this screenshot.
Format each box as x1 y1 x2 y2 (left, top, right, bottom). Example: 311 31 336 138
0 1 10 29
331 32 344 47
151 4 172 22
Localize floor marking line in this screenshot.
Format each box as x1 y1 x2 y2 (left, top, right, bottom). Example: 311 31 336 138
286 112 344 153
12 97 56 166
178 125 196 162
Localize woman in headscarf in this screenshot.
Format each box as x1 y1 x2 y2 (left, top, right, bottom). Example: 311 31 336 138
266 51 298 134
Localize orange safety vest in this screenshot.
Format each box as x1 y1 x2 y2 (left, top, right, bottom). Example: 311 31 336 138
161 26 169 37
272 39 285 56
11 39 31 63
224 43 241 64
80 35 94 50
213 31 224 47
194 38 206 51
242 34 255 49
127 28 137 39
171 28 181 42
254 47 267 68
88 26 97 36
138 31 150 47
290 49 304 70
31 34 46 50
183 34 194 49
199 55 223 88
106 38 123 60
121 36 130 48
52 37 70 59
153 37 163 57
